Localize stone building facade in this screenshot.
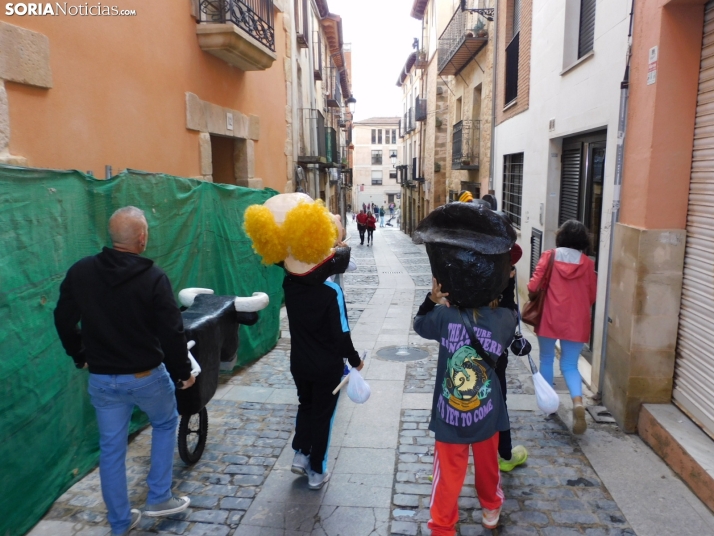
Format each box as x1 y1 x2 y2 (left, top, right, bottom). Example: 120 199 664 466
352 118 402 213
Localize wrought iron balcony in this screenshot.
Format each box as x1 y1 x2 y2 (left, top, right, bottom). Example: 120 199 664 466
313 30 323 81
406 108 416 134
437 4 488 76
298 108 327 165
325 127 340 167
340 145 350 169
326 63 342 109
452 120 480 170
196 0 276 71
415 98 427 122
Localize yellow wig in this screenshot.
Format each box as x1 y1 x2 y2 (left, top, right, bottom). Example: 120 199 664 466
243 205 288 265
283 200 337 264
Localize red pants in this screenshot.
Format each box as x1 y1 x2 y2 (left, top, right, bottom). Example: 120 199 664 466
428 434 503 536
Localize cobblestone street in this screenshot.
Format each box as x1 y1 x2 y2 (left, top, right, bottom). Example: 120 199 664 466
27 221 711 536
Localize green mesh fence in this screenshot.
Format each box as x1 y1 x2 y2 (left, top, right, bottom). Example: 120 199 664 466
0 165 283 536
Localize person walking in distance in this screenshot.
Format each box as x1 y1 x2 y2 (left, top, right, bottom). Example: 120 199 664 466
379 206 385 228
365 210 377 246
54 206 195 535
356 209 368 245
527 219 597 434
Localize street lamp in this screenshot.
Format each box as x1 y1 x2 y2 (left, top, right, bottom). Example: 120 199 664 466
346 96 356 116
390 150 397 167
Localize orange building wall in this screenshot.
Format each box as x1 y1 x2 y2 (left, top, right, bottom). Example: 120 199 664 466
619 0 705 230
1 1 287 190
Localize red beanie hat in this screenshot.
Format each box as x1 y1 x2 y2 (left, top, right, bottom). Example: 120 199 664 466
510 243 523 265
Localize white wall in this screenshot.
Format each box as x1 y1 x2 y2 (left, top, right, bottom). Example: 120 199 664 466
493 0 630 389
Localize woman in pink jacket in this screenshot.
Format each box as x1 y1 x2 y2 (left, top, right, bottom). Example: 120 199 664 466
528 220 597 434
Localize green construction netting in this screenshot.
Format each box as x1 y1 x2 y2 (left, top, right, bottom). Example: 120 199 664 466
0 165 284 536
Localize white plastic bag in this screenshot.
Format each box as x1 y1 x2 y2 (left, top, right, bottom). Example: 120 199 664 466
529 356 559 415
533 371 560 415
346 368 371 404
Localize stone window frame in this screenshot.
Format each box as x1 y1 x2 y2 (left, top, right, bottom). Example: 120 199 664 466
186 92 262 188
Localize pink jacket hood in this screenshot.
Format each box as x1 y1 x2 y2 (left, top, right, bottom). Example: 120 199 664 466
553 248 592 280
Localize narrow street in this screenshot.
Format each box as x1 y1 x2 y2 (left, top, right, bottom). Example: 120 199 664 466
29 220 714 536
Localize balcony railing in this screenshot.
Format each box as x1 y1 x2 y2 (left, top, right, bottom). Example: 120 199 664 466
326 127 339 166
452 119 481 170
198 0 275 51
437 4 488 75
326 63 342 108
340 145 350 169
415 98 427 122
298 108 327 164
313 30 323 81
406 108 416 133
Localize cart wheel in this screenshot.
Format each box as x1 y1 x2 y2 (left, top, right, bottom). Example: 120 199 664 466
178 407 208 464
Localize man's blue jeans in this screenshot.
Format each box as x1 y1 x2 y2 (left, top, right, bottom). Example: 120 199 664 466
88 364 178 534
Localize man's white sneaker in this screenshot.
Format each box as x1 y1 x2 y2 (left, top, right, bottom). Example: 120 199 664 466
306 468 330 490
291 451 309 475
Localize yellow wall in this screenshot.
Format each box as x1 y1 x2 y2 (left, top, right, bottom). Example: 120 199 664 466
1 1 287 190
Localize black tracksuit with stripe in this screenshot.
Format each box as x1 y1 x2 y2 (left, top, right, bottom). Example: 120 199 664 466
283 274 361 474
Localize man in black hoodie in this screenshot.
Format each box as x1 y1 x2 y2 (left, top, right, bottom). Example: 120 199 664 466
54 206 195 536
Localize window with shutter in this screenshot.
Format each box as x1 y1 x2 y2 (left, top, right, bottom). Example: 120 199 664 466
578 0 596 58
505 33 520 105
503 153 524 228
295 0 309 48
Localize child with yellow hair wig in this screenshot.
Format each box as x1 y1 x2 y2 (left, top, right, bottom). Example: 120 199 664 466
242 193 364 491
282 200 338 265
243 205 288 265
243 194 339 272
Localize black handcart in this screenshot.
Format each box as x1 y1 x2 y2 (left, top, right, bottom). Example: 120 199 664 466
176 293 262 464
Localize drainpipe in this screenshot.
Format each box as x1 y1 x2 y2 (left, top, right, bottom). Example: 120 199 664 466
597 0 635 397
489 0 499 194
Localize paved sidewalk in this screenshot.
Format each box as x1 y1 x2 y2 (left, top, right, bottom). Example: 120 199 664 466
28 221 714 536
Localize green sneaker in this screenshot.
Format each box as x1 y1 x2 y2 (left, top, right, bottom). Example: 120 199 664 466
498 445 528 472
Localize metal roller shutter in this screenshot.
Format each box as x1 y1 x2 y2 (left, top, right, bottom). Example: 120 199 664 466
674 0 714 439
530 228 543 278
559 146 582 225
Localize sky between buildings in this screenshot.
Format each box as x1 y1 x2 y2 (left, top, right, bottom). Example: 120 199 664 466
328 0 422 122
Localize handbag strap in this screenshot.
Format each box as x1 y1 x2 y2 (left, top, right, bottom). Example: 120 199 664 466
458 308 497 370
540 249 556 292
